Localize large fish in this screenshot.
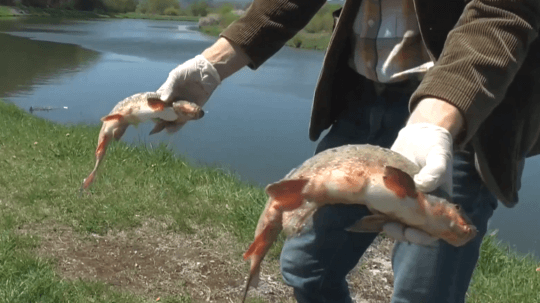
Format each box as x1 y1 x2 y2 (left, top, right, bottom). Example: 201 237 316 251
241 144 477 302
80 92 204 193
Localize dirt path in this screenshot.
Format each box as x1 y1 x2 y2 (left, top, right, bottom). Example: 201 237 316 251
19 220 395 302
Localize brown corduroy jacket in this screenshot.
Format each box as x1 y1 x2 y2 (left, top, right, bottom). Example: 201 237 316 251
221 0 540 207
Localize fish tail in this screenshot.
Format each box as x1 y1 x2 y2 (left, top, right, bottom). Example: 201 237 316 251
79 170 97 194
96 133 111 158
241 268 260 303
241 225 270 302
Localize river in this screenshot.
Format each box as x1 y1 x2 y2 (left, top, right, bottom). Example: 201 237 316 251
1 17 539 257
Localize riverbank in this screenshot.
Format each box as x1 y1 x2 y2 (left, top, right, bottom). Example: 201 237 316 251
1 98 540 302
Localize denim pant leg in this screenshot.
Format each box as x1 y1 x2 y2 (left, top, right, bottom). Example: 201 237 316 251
391 148 498 303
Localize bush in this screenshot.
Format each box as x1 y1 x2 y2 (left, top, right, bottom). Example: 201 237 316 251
219 11 238 28
135 0 147 13
102 0 137 13
189 1 207 16
217 2 233 15
304 13 333 33
136 0 179 15
163 6 179 15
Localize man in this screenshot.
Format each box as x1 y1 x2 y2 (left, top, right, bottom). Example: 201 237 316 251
157 0 540 302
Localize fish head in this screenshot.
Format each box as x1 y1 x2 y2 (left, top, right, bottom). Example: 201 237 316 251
422 193 478 246
172 100 205 121
149 101 204 135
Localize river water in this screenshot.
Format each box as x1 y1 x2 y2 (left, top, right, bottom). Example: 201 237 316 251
1 17 539 257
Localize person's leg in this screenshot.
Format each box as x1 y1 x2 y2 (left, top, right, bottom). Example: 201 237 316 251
281 205 379 303
281 80 412 303
390 147 498 303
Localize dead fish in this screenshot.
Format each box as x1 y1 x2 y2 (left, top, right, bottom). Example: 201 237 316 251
79 92 204 193
240 144 477 302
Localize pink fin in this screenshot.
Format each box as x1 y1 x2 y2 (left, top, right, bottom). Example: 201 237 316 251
113 124 128 140
101 114 123 122
147 98 166 111
383 166 417 199
265 179 309 211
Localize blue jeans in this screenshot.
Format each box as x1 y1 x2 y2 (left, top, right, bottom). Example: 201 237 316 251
280 79 499 303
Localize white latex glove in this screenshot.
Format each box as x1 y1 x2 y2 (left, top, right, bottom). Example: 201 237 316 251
157 55 221 106
384 123 454 246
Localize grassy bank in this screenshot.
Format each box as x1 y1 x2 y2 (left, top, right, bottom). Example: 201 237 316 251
0 99 539 301
0 5 108 18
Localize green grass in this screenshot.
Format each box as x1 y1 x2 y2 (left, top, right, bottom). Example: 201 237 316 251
0 101 267 240
115 12 199 22
468 234 540 302
0 5 16 17
285 31 332 51
0 99 539 301
0 100 267 301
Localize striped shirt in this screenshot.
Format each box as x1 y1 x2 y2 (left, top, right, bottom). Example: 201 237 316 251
349 0 434 83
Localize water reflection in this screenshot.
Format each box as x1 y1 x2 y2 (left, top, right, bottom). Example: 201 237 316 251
0 33 101 98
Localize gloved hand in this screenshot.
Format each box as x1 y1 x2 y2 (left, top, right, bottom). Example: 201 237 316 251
385 122 454 246
157 55 221 106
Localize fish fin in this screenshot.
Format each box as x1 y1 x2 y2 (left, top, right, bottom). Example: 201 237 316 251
113 125 128 140
346 214 390 233
265 179 309 211
383 166 418 199
149 120 168 135
147 98 166 111
165 122 185 134
101 114 123 122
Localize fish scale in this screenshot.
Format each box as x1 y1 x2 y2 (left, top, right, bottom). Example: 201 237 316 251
240 144 477 303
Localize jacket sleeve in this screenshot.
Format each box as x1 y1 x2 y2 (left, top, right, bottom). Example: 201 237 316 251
220 0 327 70
409 0 540 145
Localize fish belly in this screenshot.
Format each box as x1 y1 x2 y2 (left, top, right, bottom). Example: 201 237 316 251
133 107 177 122
362 179 428 226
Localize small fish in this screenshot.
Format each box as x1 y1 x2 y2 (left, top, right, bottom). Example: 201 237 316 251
240 144 477 302
80 92 204 193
